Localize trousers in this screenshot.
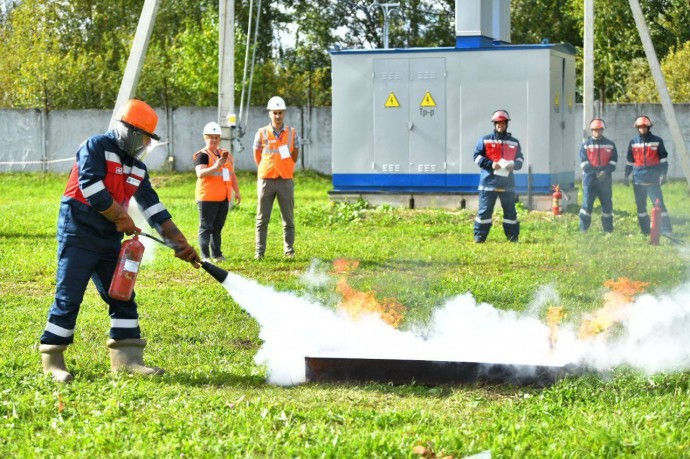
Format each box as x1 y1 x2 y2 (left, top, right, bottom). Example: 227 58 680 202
197 200 229 259
255 178 295 256
474 190 519 242
40 242 141 345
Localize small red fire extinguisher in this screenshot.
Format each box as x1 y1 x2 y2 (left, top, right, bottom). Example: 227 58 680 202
109 235 145 301
552 185 562 216
649 199 661 245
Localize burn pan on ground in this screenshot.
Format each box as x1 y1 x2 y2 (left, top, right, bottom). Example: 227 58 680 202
305 357 579 387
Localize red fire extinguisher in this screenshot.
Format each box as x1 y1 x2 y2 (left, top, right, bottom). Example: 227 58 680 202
649 199 661 245
109 235 145 301
552 185 562 216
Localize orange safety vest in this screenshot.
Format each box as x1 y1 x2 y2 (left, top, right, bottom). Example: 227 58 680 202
256 125 297 179
194 148 235 202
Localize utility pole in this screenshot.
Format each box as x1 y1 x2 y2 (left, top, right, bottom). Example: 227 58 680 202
369 3 401 49
628 0 690 187
218 0 235 153
110 0 161 128
583 0 594 139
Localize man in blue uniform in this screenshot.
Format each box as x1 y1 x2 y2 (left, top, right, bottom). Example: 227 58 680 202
39 99 200 382
473 109 525 243
578 118 618 232
624 115 672 235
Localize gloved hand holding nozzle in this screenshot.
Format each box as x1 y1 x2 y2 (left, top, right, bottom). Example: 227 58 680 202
158 220 201 268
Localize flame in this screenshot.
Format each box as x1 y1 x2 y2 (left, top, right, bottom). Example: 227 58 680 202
602 278 649 303
332 259 406 328
546 306 565 349
332 258 359 275
578 277 648 339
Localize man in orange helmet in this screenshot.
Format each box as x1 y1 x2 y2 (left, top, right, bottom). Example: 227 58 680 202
578 118 618 232
473 109 524 243
624 115 672 235
38 99 200 383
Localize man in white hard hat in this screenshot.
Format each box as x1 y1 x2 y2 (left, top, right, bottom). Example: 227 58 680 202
253 96 300 259
193 121 241 262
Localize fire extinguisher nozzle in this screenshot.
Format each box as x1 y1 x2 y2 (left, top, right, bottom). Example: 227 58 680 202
201 260 229 283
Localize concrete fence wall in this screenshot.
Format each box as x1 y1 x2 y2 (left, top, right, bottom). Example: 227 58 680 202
1 104 689 181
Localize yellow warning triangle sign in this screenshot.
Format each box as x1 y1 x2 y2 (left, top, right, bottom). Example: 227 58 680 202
420 91 436 107
384 92 400 108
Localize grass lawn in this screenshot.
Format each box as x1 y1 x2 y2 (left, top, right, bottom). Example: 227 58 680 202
1 171 690 458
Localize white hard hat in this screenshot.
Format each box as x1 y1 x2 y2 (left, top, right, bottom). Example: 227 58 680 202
267 96 286 110
203 122 222 135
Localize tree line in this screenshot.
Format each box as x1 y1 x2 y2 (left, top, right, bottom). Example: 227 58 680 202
0 0 688 110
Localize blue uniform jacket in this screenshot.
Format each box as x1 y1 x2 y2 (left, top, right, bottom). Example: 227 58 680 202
57 130 172 253
579 136 618 186
473 130 524 191
625 132 668 185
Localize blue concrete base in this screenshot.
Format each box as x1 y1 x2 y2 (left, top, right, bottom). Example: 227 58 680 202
332 173 575 194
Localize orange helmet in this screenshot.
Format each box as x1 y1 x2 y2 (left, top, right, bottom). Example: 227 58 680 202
634 116 652 128
491 110 511 123
117 99 160 140
589 118 606 130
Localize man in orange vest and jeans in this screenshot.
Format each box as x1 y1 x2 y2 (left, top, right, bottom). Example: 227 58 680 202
253 96 300 260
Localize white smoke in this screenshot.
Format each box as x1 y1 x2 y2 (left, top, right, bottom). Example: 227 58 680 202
128 197 159 264
219 268 690 386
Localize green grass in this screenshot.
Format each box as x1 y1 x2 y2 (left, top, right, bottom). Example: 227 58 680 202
2 171 690 458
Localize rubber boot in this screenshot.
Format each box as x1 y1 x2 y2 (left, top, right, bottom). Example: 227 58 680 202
39 344 74 383
107 338 165 375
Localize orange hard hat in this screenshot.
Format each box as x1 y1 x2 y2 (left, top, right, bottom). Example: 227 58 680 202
491 110 511 123
117 99 160 140
634 116 652 128
589 118 606 130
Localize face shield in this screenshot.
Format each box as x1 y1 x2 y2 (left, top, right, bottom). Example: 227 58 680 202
115 121 155 161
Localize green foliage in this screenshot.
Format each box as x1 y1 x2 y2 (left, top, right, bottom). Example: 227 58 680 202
623 41 690 103
327 198 370 225
511 0 580 46
0 0 463 109
564 0 690 103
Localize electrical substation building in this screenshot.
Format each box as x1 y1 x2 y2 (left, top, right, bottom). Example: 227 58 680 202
329 0 577 210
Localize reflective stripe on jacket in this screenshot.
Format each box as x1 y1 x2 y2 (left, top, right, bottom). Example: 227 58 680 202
59 131 171 253
473 131 524 192
582 139 616 168
64 151 144 207
625 132 668 184
630 141 661 167
257 125 296 179
578 136 617 186
483 138 520 162
194 148 234 201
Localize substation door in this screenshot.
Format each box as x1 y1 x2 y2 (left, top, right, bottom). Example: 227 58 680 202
373 58 446 186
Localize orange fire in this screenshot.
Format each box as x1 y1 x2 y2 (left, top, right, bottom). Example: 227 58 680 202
332 259 406 328
578 277 648 339
332 258 359 275
546 306 565 349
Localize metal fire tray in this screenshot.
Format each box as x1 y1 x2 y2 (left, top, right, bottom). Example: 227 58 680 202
305 357 576 387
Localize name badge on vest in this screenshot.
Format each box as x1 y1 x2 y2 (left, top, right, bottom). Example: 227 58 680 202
278 144 291 159
222 168 230 182
126 177 141 187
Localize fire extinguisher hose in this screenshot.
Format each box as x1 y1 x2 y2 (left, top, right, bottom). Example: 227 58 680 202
139 231 228 283
139 231 172 248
